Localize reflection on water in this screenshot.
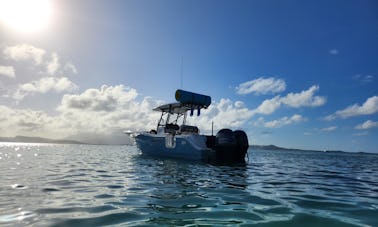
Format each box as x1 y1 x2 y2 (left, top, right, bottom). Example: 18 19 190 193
0 143 377 226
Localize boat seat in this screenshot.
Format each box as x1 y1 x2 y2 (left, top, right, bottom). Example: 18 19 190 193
180 125 199 134
165 123 180 134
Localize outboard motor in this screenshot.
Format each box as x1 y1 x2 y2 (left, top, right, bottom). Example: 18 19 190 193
234 130 249 162
215 128 249 164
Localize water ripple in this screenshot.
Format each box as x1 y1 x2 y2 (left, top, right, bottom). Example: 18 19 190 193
0 144 377 226
0 210 35 224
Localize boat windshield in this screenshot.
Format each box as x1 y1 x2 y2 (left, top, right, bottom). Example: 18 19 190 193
153 102 206 132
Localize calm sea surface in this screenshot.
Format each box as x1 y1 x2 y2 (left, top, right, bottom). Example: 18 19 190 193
0 143 377 226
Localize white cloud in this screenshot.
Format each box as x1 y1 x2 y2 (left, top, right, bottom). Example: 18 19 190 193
14 77 78 100
320 126 337 132
0 85 164 142
256 114 306 128
59 85 137 112
64 62 78 74
54 86 168 143
254 96 281 115
253 85 326 115
56 85 165 134
3 43 46 65
46 52 60 75
353 74 374 83
0 65 15 78
352 131 369 137
329 49 339 55
187 99 254 131
280 85 326 108
234 101 245 108
355 120 378 130
325 96 378 120
236 77 286 95
0 105 58 137
3 44 78 77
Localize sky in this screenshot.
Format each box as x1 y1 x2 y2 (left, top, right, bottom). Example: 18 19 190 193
0 0 377 152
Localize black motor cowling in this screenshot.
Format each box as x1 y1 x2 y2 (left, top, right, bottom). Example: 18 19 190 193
233 130 249 162
215 128 249 163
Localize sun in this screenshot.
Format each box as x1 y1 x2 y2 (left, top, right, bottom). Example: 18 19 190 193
0 0 52 33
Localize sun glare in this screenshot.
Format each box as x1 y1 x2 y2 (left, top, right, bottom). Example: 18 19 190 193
0 0 52 33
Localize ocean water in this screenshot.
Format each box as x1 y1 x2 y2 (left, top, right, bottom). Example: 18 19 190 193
0 143 377 226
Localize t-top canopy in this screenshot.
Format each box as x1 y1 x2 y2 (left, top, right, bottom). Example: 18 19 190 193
153 102 207 115
153 90 211 116
175 89 211 108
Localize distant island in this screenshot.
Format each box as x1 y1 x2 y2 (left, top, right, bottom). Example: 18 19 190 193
250 144 345 153
0 136 84 145
0 135 136 146
0 135 371 154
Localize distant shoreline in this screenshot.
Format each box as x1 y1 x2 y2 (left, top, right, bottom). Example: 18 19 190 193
0 135 375 154
250 145 376 155
0 135 132 146
250 144 343 153
0 136 85 145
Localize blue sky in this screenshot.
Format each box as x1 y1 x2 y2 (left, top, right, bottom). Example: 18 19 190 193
0 0 377 152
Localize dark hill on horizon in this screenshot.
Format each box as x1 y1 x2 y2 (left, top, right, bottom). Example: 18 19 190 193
250 144 347 153
0 135 349 153
0 136 84 145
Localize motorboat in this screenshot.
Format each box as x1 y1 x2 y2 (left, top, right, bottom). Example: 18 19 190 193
131 89 249 164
